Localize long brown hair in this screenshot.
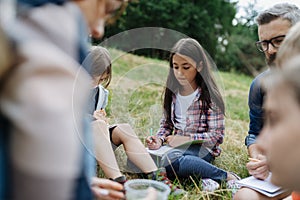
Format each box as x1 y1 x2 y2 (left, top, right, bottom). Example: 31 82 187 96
163 38 225 122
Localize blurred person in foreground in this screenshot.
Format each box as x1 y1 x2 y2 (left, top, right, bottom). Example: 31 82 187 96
0 0 131 199
256 21 300 200
257 55 300 200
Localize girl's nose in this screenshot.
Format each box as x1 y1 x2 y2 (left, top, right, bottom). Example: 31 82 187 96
178 68 184 76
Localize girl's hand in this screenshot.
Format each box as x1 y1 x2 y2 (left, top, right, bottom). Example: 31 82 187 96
93 109 108 123
91 177 124 200
94 109 106 117
166 135 190 147
146 136 162 150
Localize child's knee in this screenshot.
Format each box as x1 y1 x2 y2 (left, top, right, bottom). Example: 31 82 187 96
233 188 260 200
116 123 136 136
117 123 130 129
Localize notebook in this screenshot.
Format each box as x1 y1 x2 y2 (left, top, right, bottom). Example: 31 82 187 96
146 139 206 167
237 173 286 197
146 145 173 157
146 139 205 157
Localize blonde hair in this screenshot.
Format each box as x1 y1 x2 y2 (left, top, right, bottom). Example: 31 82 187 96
276 22 300 68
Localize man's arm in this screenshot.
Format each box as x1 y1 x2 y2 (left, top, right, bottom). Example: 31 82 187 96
248 143 264 158
246 74 266 155
246 73 269 180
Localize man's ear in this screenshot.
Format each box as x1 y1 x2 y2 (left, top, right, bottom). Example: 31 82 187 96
197 61 203 72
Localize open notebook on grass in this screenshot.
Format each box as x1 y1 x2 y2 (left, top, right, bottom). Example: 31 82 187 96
146 145 173 157
237 173 286 197
146 139 205 157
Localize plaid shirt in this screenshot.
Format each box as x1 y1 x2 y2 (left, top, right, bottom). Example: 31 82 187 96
157 88 225 157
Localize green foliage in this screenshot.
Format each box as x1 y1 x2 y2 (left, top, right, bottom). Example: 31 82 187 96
216 24 265 75
216 0 266 75
95 0 267 76
103 0 236 60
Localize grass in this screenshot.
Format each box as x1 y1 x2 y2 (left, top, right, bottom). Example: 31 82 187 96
100 48 253 199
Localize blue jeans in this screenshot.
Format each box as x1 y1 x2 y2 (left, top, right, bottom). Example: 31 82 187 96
164 145 227 183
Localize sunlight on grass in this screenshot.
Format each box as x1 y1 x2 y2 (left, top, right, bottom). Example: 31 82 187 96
100 48 253 199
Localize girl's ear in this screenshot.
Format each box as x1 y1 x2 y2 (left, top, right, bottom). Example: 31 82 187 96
197 61 203 72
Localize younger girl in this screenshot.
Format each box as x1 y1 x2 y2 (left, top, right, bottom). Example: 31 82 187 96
146 38 239 190
85 46 185 195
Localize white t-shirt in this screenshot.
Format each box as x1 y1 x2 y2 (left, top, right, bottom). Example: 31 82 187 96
175 89 199 130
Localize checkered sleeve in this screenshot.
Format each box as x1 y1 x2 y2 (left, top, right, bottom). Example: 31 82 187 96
189 102 225 149
156 116 174 142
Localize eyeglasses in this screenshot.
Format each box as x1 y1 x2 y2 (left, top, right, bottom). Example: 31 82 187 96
255 35 286 52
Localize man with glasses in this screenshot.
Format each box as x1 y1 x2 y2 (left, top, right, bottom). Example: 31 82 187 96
255 35 286 60
234 3 300 200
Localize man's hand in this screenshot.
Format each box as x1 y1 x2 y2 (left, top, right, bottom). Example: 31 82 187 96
246 154 269 180
91 177 124 200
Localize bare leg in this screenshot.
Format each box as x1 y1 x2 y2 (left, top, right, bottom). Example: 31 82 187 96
234 187 291 200
92 120 123 179
111 123 158 173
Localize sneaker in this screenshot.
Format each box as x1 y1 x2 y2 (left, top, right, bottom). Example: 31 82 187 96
150 168 186 196
227 180 241 198
226 172 241 189
226 172 241 198
228 172 241 181
201 178 220 192
226 179 241 189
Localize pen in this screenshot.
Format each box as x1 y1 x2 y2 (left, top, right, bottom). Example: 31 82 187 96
149 128 153 143
249 157 260 162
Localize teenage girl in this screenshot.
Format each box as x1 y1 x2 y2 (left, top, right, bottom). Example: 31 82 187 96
146 38 239 190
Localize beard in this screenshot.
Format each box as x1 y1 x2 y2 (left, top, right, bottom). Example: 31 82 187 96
266 53 277 67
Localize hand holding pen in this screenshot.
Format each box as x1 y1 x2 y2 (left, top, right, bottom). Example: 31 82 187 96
247 154 269 180
146 128 162 150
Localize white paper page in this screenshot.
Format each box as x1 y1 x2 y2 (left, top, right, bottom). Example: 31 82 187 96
146 145 173 157
237 173 285 197
146 139 206 157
